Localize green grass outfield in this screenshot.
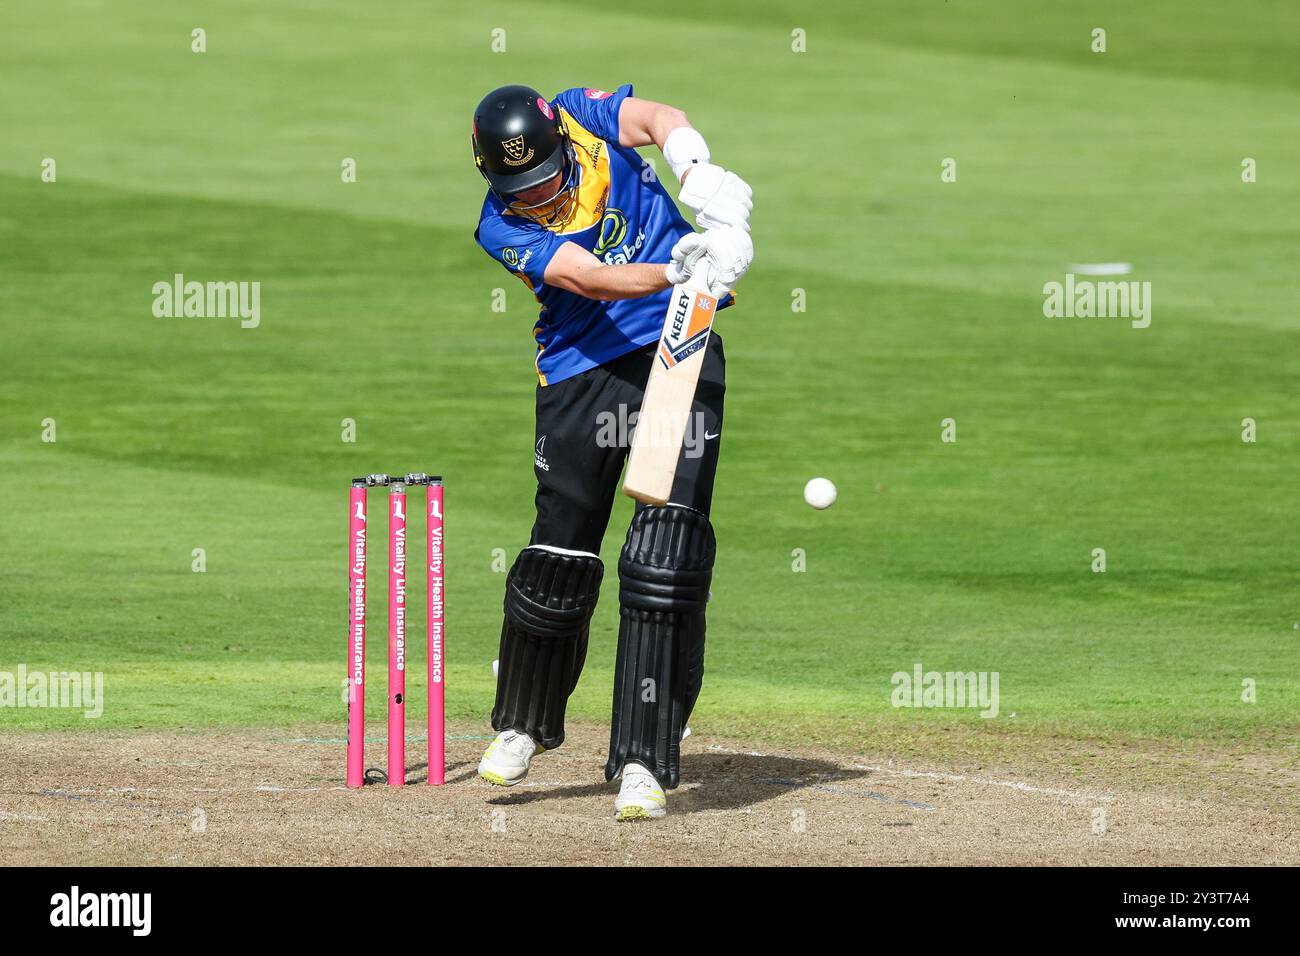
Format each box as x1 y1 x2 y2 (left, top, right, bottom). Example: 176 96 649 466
2 1 1297 759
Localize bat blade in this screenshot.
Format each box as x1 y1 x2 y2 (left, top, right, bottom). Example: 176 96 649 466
623 278 719 505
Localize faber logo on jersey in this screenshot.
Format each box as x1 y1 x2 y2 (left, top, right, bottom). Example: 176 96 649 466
594 209 646 265
501 135 534 167
584 89 613 99
601 227 646 265
593 209 629 256
502 247 532 272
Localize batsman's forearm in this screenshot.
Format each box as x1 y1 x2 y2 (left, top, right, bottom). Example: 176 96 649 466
570 262 670 301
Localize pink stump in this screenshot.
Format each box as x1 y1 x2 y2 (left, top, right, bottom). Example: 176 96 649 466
388 481 407 786
345 481 368 788
427 479 445 785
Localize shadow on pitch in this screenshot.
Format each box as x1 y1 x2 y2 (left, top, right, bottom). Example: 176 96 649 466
483 752 883 815
369 760 480 787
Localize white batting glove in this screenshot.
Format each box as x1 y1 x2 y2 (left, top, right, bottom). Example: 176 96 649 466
664 232 707 285
696 258 732 299
698 225 753 288
678 163 753 233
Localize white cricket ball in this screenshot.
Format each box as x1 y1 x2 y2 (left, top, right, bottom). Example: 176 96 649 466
803 477 837 510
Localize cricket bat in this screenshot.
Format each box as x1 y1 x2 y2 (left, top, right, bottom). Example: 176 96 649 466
623 251 721 505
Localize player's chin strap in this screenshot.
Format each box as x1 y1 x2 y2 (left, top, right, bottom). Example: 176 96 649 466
606 505 715 790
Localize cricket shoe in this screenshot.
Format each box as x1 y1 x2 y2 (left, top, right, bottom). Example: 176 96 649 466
614 762 667 821
478 730 542 787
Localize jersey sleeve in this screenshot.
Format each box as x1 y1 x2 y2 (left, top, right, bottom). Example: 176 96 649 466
551 84 634 143
474 205 567 291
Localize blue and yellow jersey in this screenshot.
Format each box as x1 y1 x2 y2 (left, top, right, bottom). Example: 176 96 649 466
474 84 730 386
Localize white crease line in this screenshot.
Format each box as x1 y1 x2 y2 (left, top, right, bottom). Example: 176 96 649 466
704 745 1114 805
852 765 1114 805
707 746 765 757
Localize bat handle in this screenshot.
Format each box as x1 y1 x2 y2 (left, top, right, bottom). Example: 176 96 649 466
683 243 707 271
684 247 718 295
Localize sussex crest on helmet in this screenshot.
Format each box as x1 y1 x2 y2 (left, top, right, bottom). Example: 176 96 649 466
501 135 534 166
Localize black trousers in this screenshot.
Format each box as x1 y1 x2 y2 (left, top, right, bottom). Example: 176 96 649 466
529 334 726 552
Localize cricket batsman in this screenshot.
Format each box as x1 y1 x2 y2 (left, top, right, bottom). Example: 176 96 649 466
470 83 753 819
